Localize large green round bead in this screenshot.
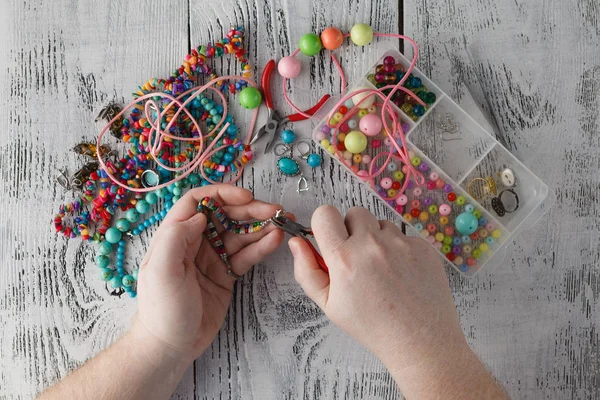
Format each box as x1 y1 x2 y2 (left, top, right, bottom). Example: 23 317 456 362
126 208 140 223
116 218 130 232
97 241 112 256
350 23 373 46
299 33 322 56
239 87 262 109
105 227 122 244
95 255 110 268
136 200 150 214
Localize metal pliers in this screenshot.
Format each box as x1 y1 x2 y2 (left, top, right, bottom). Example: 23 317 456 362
250 59 331 153
270 210 329 273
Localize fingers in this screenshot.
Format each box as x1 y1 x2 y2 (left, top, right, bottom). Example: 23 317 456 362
379 220 403 234
141 212 207 283
344 207 380 235
311 205 349 256
162 185 253 226
289 237 330 309
222 200 281 222
227 228 285 278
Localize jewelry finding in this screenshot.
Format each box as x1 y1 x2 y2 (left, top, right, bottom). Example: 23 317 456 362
491 189 519 217
274 143 292 157
467 177 493 201
141 169 160 188
96 104 124 139
73 143 112 159
277 156 301 176
498 167 517 187
295 141 312 160
297 174 309 193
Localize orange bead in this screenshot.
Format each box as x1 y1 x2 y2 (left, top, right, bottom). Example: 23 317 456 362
320 27 344 50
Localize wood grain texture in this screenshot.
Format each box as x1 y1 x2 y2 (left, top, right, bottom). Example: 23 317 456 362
405 0 600 398
0 0 402 399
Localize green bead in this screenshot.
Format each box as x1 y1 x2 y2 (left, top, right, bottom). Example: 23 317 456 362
100 268 113 281
172 195 181 203
180 178 189 188
188 173 200 185
443 236 453 245
172 187 182 196
425 92 437 104
456 196 466 206
97 241 112 256
299 33 322 56
442 244 451 254
136 200 150 214
145 192 158 205
472 209 482 219
122 275 135 287
95 255 110 268
472 249 482 259
126 209 140 223
132 269 139 280
116 218 130 232
109 276 122 288
239 87 262 109
156 188 168 198
105 228 122 244
350 23 373 46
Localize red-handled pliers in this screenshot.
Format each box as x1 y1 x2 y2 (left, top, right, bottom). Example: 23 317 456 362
270 210 328 273
250 59 330 153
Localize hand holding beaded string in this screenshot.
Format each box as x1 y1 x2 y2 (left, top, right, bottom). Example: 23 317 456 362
135 186 284 360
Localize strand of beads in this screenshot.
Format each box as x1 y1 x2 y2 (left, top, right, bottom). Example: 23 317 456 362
197 196 271 279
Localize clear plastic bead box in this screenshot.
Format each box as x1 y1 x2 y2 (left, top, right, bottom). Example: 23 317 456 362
312 48 553 276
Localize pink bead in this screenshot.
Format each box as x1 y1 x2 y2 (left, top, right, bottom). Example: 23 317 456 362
278 56 301 79
429 172 439 181
217 165 226 172
402 165 410 174
439 204 451 216
444 226 455 236
485 223 494 231
396 195 408 206
427 235 436 244
413 187 423 197
395 205 404 214
427 223 437 233
384 137 393 146
436 179 445 189
361 154 371 164
359 114 382 136
433 242 443 250
357 170 369 180
372 139 381 148
411 199 420 208
350 165 359 173
426 181 436 190
380 177 393 189
315 131 326 141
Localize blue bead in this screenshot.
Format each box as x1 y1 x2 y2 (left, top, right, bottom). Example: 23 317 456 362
210 108 218 116
413 223 423 231
453 237 462 246
105 228 122 244
97 241 112 256
307 153 322 168
277 157 299 176
216 105 224 114
136 200 150 214
109 276 121 288
160 210 167 218
227 146 237 154
465 204 475 213
409 76 422 88
126 209 140 223
145 192 158 205
413 105 426 117
281 129 296 144
461 236 471 244
455 212 478 235
117 253 125 261
458 264 469 273
485 237 495 245
478 217 488 226
117 267 125 274
132 229 140 235
224 153 234 162
225 114 233 123
129 292 137 298
122 275 135 287
144 220 151 227
212 115 221 124
95 255 110 268
149 216 156 224
344 99 355 108
100 268 113 281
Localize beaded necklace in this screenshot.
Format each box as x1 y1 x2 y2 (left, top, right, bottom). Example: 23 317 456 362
54 27 257 296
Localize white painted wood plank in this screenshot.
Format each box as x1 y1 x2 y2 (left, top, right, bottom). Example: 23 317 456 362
406 0 600 398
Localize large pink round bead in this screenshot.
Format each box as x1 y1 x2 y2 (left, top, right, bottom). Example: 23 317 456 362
359 114 382 136
439 204 452 216
278 56 301 79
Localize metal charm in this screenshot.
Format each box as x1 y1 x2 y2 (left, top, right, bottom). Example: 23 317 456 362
438 112 461 141
498 167 517 188
297 174 309 193
96 104 124 139
140 169 160 188
295 141 312 160
73 143 112 159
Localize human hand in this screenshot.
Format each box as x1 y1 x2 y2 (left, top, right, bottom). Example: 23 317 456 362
132 185 284 367
289 206 497 397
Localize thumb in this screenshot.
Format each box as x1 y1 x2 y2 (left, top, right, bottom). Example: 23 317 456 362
289 237 330 310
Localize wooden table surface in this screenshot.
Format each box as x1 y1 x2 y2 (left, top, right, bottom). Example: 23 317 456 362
1 0 598 399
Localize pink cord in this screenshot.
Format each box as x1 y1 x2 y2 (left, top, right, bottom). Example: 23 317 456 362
97 75 260 192
280 31 426 200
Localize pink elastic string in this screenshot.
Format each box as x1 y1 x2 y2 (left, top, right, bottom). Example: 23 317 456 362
97 75 260 192
281 49 347 119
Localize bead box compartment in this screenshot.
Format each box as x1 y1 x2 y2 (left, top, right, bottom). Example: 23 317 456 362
312 48 552 276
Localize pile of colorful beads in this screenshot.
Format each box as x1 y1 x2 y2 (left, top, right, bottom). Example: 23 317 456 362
367 55 438 122
54 27 256 297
